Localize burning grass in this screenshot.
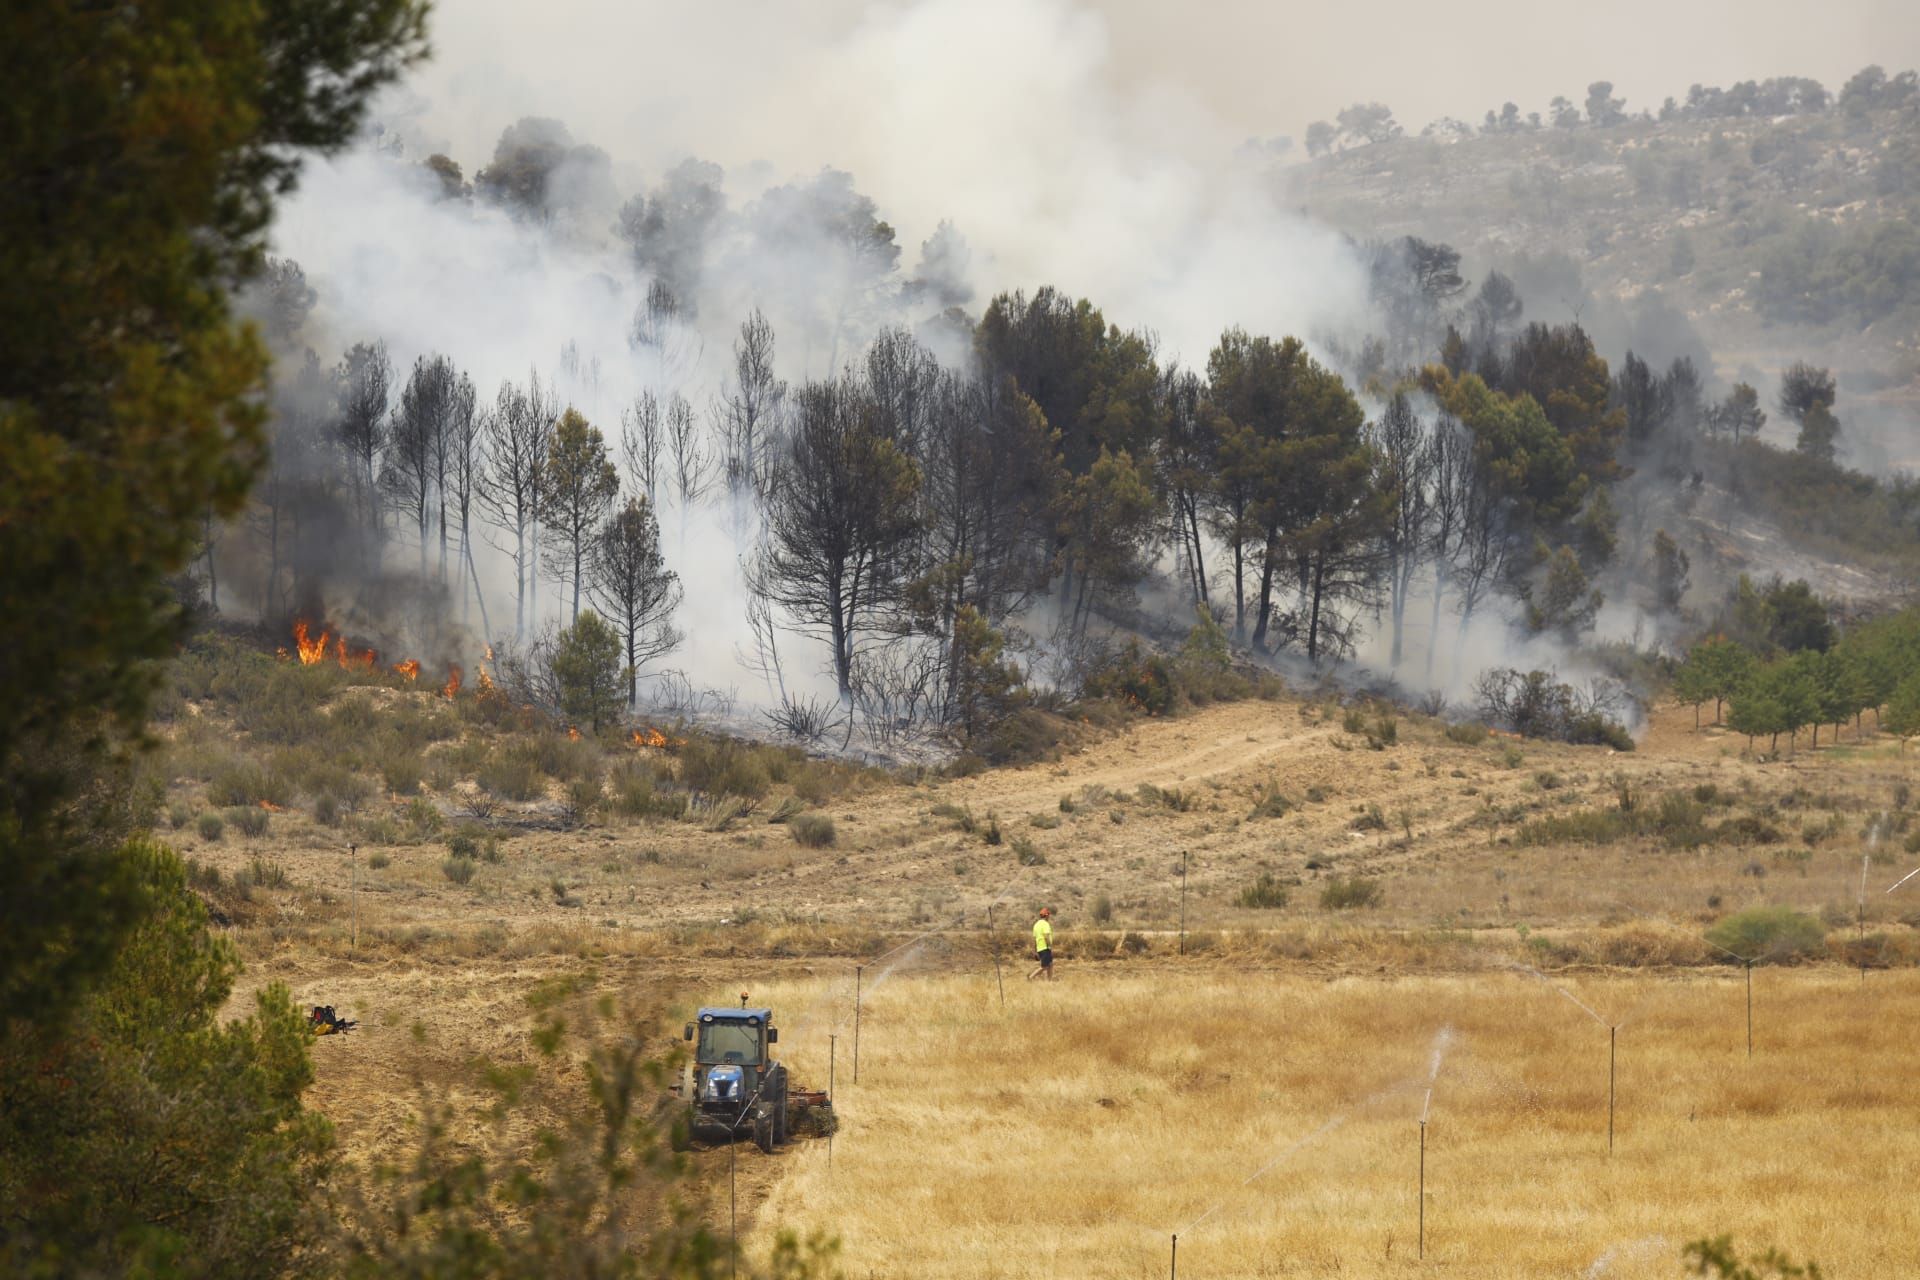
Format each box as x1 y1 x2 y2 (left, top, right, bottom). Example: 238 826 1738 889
752 968 1920 1278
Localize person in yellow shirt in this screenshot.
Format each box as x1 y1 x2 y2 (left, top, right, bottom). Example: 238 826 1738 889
1027 907 1055 982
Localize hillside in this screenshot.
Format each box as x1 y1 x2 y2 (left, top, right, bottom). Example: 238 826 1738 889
1284 105 1920 466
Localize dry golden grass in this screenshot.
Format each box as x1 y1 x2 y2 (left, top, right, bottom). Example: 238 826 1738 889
750 968 1920 1277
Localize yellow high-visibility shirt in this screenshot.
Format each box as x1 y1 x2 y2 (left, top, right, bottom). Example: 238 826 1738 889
1033 918 1052 951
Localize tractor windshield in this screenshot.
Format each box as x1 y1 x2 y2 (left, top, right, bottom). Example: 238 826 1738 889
697 1019 763 1066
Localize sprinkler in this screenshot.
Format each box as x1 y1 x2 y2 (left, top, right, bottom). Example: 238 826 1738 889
349 843 358 951
1608 1024 1616 1156
1704 937 1756 1058
827 1034 836 1173
1169 1233 1177 1280
987 903 1005 1011
1418 1101 1428 1260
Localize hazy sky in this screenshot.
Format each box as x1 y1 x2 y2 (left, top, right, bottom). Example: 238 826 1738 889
1092 0 1920 139
401 0 1920 170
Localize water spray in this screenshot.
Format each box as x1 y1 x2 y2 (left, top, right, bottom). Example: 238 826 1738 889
852 965 862 1084
1858 854 1870 982
1510 964 1618 1153
1888 866 1920 895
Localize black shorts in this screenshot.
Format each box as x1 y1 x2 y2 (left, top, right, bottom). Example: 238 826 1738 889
1037 948 1053 968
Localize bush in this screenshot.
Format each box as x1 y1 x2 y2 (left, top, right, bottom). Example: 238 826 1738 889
196 812 224 842
788 814 837 848
1011 835 1045 866
1237 874 1291 909
441 855 476 885
1081 639 1176 716
677 735 771 802
1248 785 1292 820
1320 877 1384 910
206 761 288 808
366 851 390 870
377 749 423 796
1704 906 1827 964
228 805 269 839
1365 715 1398 750
478 745 545 802
314 793 341 827
560 777 603 827
242 857 288 889
1091 893 1113 923
1445 721 1489 746
167 802 192 830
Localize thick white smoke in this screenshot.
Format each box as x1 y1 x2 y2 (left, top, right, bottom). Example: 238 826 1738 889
267 0 1375 710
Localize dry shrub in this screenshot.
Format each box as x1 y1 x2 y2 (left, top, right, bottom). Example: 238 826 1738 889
788 814 837 848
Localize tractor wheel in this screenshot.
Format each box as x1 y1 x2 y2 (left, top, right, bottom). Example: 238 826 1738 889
752 1107 774 1154
773 1093 788 1146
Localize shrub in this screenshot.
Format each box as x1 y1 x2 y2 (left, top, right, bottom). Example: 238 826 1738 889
788 814 837 848
1136 783 1197 812
1366 715 1398 750
242 857 288 889
982 813 1002 845
1237 874 1291 909
378 749 423 796
477 745 545 802
167 802 193 830
447 832 479 859
1320 877 1384 910
228 805 270 839
1445 721 1489 746
678 735 771 802
1248 785 1292 820
196 812 224 842
402 797 444 837
1081 639 1176 716
1341 707 1368 735
1091 893 1113 923
441 855 476 885
365 851 390 870
1350 803 1388 832
1705 906 1827 964
206 761 288 808
314 793 341 827
1011 835 1046 866
560 777 603 827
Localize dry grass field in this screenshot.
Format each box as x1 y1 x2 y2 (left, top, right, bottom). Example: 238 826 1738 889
175 660 1920 1274
753 968 1920 1278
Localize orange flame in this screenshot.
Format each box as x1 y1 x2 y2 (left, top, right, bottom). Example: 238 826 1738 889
567 726 582 741
275 646 290 661
258 800 285 812
629 727 684 750
392 659 420 682
293 620 329 665
443 664 463 699
334 637 377 671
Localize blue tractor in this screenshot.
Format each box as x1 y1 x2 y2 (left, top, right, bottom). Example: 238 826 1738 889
677 996 829 1151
